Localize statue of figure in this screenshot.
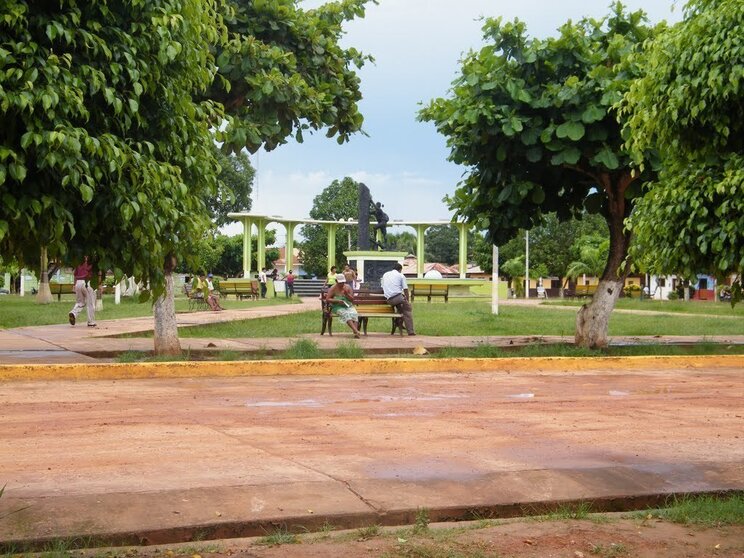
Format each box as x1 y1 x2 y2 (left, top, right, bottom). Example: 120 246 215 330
371 201 389 247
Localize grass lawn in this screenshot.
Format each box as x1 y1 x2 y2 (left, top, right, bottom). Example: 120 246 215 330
0 294 298 329
173 299 744 338
543 297 744 317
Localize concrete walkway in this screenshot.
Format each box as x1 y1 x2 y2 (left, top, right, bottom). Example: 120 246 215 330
0 361 742 549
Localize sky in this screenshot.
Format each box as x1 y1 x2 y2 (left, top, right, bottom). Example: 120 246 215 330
223 0 682 242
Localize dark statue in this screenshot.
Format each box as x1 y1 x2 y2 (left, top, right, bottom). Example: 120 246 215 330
357 183 389 250
371 201 389 247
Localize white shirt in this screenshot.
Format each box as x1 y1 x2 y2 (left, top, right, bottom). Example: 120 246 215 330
381 269 408 300
206 279 214 292
258 271 267 283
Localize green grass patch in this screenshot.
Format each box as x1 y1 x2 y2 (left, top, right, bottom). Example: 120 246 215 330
651 493 744 526
544 298 744 317
0 293 298 329
257 526 299 546
433 343 744 359
334 340 364 359
173 300 744 339
282 339 322 359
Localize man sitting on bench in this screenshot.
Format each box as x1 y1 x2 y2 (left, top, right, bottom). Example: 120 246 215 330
381 263 416 336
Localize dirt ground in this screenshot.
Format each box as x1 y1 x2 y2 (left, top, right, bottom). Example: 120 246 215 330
78 516 744 558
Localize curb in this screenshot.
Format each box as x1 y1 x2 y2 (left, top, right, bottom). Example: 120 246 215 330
0 355 742 381
1 490 740 552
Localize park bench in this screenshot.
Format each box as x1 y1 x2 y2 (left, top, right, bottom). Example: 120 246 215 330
574 285 597 298
321 289 405 336
410 283 449 303
183 284 209 311
49 282 74 301
219 279 259 300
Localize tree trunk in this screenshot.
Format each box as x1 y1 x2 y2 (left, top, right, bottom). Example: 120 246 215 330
36 246 53 304
153 257 181 356
575 172 633 349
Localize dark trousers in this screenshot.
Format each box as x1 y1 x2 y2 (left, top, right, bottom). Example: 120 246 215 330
385 293 414 334
260 282 267 298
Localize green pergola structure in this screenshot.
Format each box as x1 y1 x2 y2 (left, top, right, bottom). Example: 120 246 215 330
227 213 474 279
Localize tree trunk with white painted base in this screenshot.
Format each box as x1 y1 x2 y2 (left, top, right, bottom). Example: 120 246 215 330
575 173 633 349
153 256 181 356
36 246 53 304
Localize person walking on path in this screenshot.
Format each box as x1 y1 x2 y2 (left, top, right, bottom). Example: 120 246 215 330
325 273 361 338
258 268 267 298
68 256 97 327
381 263 415 336
285 270 295 297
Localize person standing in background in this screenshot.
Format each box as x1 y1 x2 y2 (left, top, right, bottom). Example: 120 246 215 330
285 270 295 297
68 255 96 327
258 267 267 298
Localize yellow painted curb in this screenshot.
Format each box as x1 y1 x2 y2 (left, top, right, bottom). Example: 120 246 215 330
0 355 741 382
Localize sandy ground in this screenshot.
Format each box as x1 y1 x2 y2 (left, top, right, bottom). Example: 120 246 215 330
1 363 742 547
74 517 744 558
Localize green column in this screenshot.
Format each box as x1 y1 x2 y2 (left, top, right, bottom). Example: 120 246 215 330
284 222 297 273
256 218 266 272
242 217 254 277
326 223 337 272
458 223 468 279
415 224 426 278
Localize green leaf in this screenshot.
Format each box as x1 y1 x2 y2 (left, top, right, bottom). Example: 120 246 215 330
556 121 585 141
525 146 542 162
592 148 619 170
581 105 604 123
138 290 151 303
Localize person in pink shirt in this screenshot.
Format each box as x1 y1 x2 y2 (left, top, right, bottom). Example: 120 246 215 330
68 255 96 327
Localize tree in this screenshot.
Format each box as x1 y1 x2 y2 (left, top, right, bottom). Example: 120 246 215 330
0 1 371 353
209 147 254 228
623 0 743 304
386 231 417 256
424 225 475 265
566 234 610 281
420 5 658 348
300 177 360 278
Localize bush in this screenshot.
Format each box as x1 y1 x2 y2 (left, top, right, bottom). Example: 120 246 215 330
667 291 680 300
624 284 642 297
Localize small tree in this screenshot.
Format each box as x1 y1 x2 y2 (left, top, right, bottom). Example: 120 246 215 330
300 177 360 278
421 5 658 347
623 0 743 304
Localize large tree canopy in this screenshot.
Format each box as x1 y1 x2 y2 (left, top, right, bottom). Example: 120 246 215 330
209 146 254 228
300 176 360 278
0 0 224 287
0 0 371 352
420 4 658 347
623 0 743 301
214 0 371 153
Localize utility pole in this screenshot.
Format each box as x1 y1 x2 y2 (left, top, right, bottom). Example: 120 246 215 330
491 245 499 315
525 230 529 299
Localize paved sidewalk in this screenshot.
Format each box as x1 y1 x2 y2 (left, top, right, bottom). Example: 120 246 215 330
0 362 742 549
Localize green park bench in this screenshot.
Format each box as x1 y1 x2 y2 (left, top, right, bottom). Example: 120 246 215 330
219 279 259 300
574 285 597 298
410 283 449 303
49 282 75 301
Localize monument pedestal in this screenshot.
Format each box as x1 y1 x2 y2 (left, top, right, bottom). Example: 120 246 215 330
344 251 407 289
